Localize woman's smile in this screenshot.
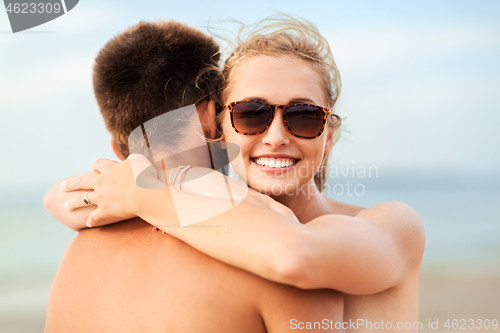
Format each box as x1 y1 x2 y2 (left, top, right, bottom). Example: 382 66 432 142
251 154 300 174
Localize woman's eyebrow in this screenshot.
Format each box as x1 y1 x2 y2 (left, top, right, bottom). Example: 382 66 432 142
288 98 316 104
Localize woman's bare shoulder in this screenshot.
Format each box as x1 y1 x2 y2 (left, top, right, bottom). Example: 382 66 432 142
326 198 420 221
323 197 365 217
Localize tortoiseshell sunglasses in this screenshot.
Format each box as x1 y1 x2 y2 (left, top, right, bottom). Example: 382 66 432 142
225 100 340 139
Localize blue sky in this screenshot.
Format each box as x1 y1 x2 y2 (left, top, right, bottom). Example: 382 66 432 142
1 0 499 191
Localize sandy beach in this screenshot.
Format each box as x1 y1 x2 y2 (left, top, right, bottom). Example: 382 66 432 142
419 267 500 333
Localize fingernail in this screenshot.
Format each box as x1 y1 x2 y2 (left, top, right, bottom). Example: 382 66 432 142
64 201 70 211
60 181 67 190
86 221 92 228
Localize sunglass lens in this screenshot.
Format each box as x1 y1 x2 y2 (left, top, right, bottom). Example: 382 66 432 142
232 102 273 134
286 105 325 138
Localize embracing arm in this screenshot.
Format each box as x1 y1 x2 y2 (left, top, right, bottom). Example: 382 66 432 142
63 158 425 294
136 194 424 294
60 158 304 283
138 187 306 284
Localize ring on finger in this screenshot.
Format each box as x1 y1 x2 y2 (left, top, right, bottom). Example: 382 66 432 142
83 191 91 205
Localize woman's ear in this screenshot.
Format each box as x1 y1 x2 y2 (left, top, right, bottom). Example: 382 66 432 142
197 100 217 139
324 126 335 154
111 138 126 161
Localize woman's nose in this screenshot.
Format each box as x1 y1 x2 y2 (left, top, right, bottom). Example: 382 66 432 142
261 110 291 148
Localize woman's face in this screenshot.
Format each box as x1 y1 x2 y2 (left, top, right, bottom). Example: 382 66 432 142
221 55 333 196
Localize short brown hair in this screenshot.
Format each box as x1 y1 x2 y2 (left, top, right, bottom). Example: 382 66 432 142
93 20 220 157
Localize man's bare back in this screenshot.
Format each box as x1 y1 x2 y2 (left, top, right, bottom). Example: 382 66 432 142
46 219 344 332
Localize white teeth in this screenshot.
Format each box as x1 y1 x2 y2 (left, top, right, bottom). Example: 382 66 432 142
254 158 297 168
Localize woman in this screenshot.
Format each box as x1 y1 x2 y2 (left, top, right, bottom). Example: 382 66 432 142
49 16 425 328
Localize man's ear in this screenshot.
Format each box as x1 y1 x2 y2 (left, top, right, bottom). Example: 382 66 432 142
111 138 126 161
197 100 217 140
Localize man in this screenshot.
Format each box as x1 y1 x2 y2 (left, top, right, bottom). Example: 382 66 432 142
44 20 343 332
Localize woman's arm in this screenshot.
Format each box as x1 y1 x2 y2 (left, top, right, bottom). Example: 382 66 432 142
63 157 425 295
138 195 424 295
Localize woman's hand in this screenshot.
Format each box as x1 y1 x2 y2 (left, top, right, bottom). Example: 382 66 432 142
43 172 100 231
61 158 143 227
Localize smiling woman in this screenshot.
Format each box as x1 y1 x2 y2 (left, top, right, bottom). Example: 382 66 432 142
45 15 425 331
219 55 336 199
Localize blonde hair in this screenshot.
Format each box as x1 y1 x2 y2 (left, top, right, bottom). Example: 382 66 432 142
215 15 342 191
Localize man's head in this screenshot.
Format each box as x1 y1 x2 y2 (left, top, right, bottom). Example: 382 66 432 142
93 20 220 160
